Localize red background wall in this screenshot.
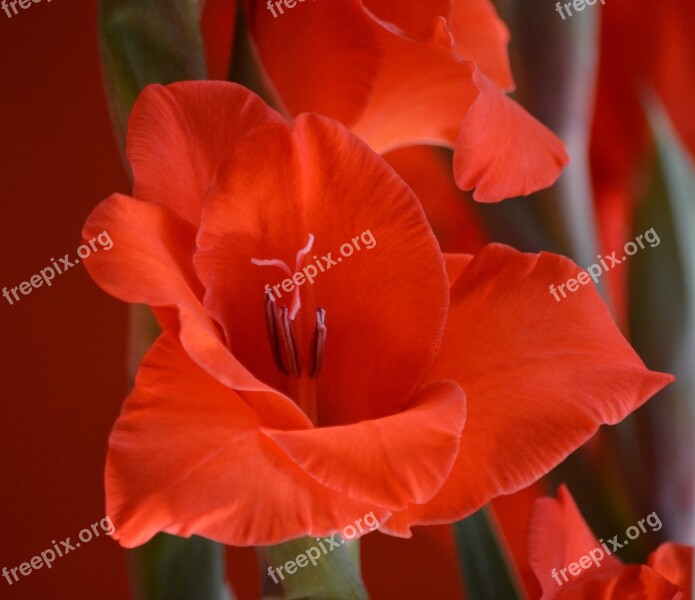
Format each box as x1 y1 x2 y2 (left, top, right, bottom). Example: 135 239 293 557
0 1 130 597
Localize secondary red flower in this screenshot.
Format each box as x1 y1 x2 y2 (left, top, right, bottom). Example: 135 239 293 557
83 81 670 548
202 0 568 202
528 485 692 599
383 145 488 254
590 0 695 315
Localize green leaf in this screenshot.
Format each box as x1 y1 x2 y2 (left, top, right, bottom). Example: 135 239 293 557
227 2 285 113
99 0 207 149
453 506 525 600
98 4 227 600
257 536 369 600
622 96 695 541
128 534 233 600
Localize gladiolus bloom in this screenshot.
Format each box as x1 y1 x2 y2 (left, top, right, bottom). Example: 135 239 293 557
202 0 569 202
529 485 692 599
83 81 671 548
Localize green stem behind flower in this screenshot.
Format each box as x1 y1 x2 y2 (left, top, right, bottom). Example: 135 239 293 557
256 536 368 600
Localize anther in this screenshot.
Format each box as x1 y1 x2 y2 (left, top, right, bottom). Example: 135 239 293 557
311 308 327 378
278 306 302 377
264 291 288 375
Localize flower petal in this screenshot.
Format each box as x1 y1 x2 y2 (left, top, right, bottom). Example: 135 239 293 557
107 333 388 548
556 566 684 600
361 0 452 40
648 543 693 595
384 145 488 253
380 244 673 534
446 0 514 90
454 68 569 202
349 19 565 201
127 81 284 225
249 0 380 125
527 485 622 597
82 194 309 428
195 113 450 425
351 19 478 154
266 379 466 510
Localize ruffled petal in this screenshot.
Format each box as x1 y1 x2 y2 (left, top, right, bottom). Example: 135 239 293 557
380 244 673 535
82 194 309 427
446 0 513 90
248 0 380 125
107 333 388 548
349 19 566 201
454 68 569 202
527 485 621 598
648 543 693 595
361 0 452 40
127 81 284 225
351 18 478 153
556 566 683 600
266 380 466 510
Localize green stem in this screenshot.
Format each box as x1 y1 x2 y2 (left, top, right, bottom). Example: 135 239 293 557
256 536 369 600
453 506 526 600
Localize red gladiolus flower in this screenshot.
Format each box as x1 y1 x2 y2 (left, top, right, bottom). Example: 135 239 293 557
590 0 695 315
383 145 489 254
528 485 692 599
202 0 569 202
83 81 671 548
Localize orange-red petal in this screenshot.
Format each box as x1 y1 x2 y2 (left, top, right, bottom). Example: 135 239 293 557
648 543 693 596
384 145 488 254
82 193 309 428
127 81 284 226
554 566 683 600
527 485 621 597
265 380 466 510
446 0 514 90
195 113 450 425
454 68 569 202
361 0 452 40
248 0 380 125
107 333 388 548
350 20 566 201
380 244 673 535
351 19 478 154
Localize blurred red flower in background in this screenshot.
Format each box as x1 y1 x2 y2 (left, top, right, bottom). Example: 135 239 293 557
203 0 569 202
529 486 692 599
591 0 695 311
82 81 671 551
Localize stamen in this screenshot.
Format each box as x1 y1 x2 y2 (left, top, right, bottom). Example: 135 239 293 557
311 308 327 379
278 306 302 377
289 234 315 320
264 291 288 375
251 233 315 321
250 258 292 274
